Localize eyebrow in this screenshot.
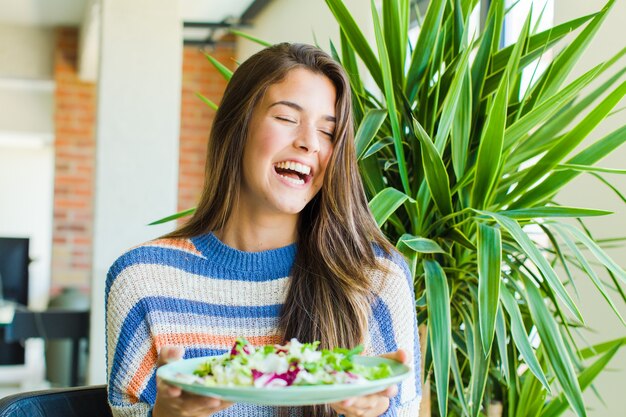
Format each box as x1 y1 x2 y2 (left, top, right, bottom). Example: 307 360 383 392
269 100 336 123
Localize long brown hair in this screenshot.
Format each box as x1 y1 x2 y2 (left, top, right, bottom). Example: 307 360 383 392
166 43 394 412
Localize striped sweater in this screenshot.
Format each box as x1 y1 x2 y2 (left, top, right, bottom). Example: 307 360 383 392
106 233 421 417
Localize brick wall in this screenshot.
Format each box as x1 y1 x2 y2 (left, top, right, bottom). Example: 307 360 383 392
178 41 236 217
50 32 236 292
51 28 96 293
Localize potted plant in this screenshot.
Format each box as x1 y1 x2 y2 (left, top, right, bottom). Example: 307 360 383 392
156 0 626 415
321 0 625 416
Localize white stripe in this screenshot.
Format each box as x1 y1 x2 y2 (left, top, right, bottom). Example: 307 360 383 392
150 322 277 338
107 263 289 369
370 259 419 404
398 397 422 416
109 401 151 417
108 336 153 408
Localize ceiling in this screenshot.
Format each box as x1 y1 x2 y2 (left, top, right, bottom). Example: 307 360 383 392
0 0 267 81
0 0 261 27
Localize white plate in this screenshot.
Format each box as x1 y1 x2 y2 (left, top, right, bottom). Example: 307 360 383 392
157 355 411 406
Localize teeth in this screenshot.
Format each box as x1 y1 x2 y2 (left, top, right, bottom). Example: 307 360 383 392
278 174 305 185
275 161 311 175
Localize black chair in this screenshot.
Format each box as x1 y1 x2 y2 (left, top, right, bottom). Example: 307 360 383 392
2 308 90 386
0 385 112 417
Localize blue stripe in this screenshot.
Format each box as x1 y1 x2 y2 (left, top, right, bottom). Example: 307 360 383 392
109 296 282 391
375 243 423 404
106 245 292 302
370 296 397 353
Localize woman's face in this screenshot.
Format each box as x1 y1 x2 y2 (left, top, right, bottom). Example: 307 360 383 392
240 67 337 218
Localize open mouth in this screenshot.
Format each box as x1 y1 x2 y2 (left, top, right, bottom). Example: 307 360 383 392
274 161 313 186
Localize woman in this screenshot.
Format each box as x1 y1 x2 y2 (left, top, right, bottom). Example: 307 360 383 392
106 43 421 417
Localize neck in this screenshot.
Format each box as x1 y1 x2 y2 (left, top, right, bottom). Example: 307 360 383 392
216 210 298 252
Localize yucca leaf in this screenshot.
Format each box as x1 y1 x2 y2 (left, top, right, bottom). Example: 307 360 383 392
500 286 551 391
148 207 196 225
589 172 626 204
368 187 410 227
340 29 364 96
228 29 272 47
406 0 447 100
445 227 477 251
398 234 446 254
477 223 502 354
470 1 500 113
541 224 581 300
484 15 598 98
552 222 626 284
424 259 451 417
527 0 614 107
371 0 411 195
469 298 490 417
359 155 386 198
498 206 612 219
541 342 622 417
495 305 509 383
523 275 586 417
452 64 472 180
413 119 454 215
355 109 387 160
512 124 626 208
450 340 470 416
502 57 611 152
508 60 626 169
203 53 233 81
434 43 472 153
551 224 625 325
363 137 394 159
577 337 626 360
382 0 407 86
484 212 583 323
471 73 508 209
195 92 218 111
491 12 596 72
515 371 547 417
325 0 383 89
510 80 626 204
556 163 626 175
504 10 531 101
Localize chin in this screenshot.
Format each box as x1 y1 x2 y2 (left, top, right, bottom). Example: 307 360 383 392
275 201 308 215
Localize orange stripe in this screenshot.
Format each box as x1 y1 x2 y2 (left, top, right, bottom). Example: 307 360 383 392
147 238 203 256
154 333 282 349
127 333 283 400
128 345 157 402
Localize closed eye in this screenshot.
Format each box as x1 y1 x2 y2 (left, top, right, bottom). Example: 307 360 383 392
319 130 334 139
275 116 297 123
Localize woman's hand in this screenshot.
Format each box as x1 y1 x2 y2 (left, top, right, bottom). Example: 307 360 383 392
329 350 407 417
152 346 233 417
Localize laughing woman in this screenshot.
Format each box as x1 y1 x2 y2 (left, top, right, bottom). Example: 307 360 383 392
105 43 421 417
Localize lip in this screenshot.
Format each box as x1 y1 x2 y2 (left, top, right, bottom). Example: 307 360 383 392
272 167 312 188
273 158 316 177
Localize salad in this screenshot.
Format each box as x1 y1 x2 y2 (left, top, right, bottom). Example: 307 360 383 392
183 338 392 388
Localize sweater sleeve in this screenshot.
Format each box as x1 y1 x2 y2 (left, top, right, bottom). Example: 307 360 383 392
366 250 422 416
105 253 157 417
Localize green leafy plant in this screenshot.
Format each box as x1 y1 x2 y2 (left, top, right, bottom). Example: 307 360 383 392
155 0 626 415
322 0 625 416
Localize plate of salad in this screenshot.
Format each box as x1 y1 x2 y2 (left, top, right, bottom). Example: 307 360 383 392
156 338 411 406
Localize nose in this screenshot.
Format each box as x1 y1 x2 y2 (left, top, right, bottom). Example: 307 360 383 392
294 124 320 153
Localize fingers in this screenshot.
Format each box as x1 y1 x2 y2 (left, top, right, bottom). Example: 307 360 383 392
379 349 407 364
331 386 397 417
154 384 234 417
157 378 182 399
156 345 185 368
